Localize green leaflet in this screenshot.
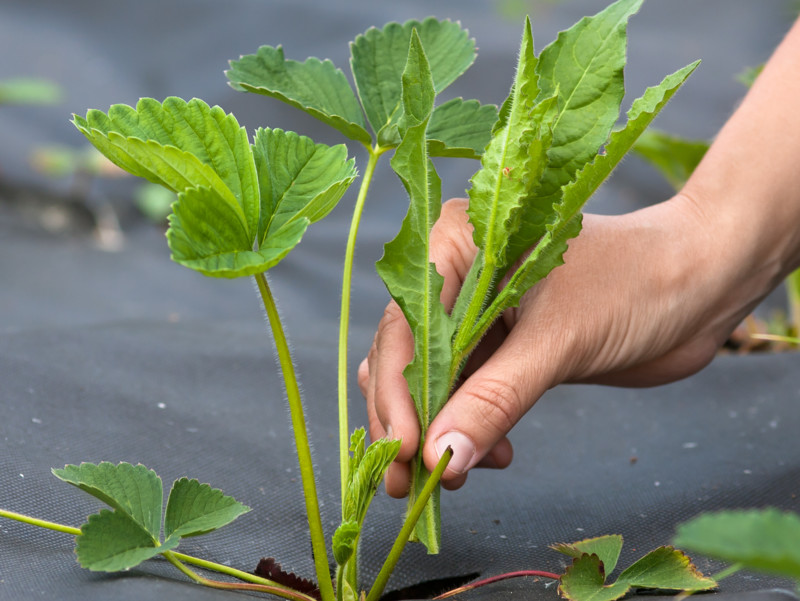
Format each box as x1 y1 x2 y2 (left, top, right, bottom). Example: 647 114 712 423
553 535 624 575
350 18 476 144
559 554 632 601
253 127 357 246
53 462 163 540
333 520 360 566
675 509 800 581
226 46 371 145
164 478 250 540
54 463 250 573
632 128 708 190
375 30 454 555
536 0 643 203
616 547 717 590
76 509 180 572
74 99 355 279
484 60 699 326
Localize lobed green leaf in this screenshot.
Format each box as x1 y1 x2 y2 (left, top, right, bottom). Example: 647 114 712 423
53 462 163 540
674 509 800 581
227 46 370 145
75 509 179 572
553 535 624 576
616 546 717 591
558 554 631 601
426 98 497 159
164 478 250 540
332 520 360 566
350 17 476 144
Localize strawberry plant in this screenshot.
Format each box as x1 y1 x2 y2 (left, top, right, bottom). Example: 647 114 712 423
0 2 706 599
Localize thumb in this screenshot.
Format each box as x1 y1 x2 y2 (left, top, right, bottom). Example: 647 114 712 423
421 339 555 483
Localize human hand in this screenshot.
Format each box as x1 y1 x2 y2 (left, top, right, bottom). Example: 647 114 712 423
359 194 769 496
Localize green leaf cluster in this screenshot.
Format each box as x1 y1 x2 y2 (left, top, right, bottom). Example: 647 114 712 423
73 98 356 278
375 0 698 554
333 429 401 566
226 18 497 158
555 535 716 601
52 462 249 571
675 508 800 583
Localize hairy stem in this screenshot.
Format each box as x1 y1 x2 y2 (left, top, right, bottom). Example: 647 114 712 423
433 570 562 600
338 144 388 508
255 272 335 601
366 447 453 601
163 551 318 601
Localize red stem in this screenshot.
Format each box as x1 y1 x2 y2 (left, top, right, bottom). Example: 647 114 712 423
433 570 561 600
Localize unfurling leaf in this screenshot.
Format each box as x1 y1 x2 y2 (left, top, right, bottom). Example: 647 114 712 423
76 509 179 572
164 478 250 540
255 558 321 601
333 520 360 565
52 462 163 540
675 508 800 581
552 535 624 576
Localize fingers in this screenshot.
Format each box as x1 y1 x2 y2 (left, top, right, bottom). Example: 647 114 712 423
422 331 558 488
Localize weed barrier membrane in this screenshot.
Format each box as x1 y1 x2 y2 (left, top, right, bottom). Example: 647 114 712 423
1 1 799 600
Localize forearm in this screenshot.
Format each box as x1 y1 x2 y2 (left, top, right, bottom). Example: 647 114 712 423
682 19 800 293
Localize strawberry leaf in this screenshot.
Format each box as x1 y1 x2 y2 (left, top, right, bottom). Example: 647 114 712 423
616 546 717 591
350 18 476 144
552 535 624 576
52 462 163 540
675 509 800 581
558 554 631 601
164 477 250 540
76 509 179 572
226 46 371 145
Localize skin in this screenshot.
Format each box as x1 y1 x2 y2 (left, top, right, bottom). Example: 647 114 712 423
359 19 800 497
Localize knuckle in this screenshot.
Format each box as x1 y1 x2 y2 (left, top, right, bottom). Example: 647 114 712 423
465 377 523 436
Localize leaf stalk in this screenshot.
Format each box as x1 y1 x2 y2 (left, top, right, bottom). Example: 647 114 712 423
255 271 336 601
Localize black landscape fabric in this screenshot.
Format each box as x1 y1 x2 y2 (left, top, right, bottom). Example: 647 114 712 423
1 1 799 600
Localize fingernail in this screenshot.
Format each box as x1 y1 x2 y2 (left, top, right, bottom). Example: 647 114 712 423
435 431 476 474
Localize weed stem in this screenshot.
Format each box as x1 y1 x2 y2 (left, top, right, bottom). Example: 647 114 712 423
255 272 336 601
366 447 453 601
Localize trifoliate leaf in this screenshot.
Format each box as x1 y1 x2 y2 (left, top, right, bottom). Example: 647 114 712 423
53 462 163 540
536 0 643 202
342 438 402 526
350 18 476 143
73 98 258 236
332 520 360 566
632 128 708 191
675 509 800 581
616 546 716 591
558 554 631 601
75 509 178 572
226 46 370 145
253 127 356 246
347 428 367 486
426 98 498 159
164 477 250 540
553 535 624 576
